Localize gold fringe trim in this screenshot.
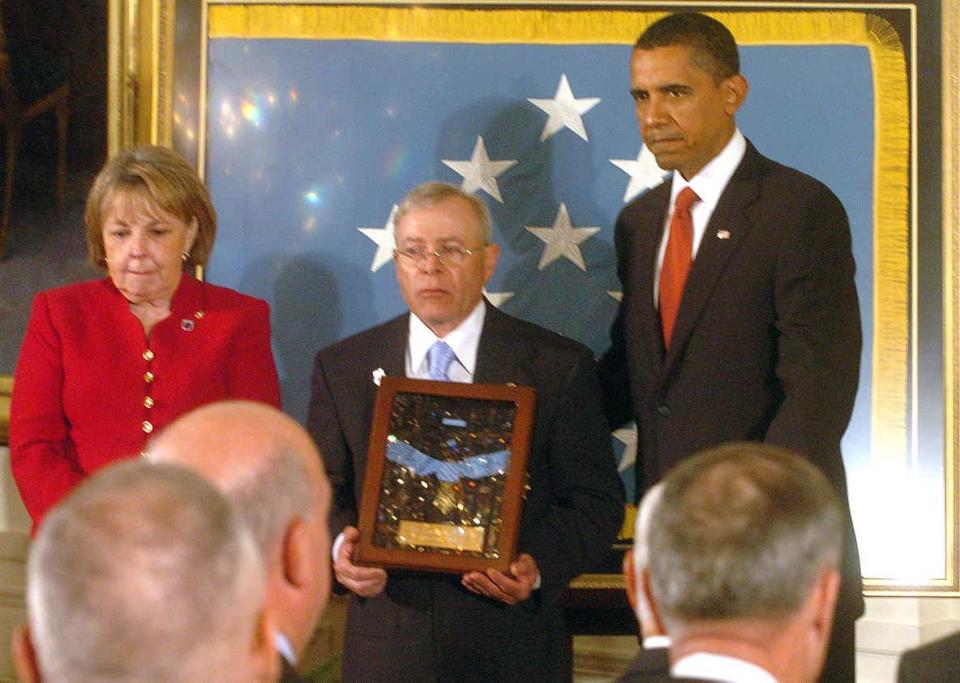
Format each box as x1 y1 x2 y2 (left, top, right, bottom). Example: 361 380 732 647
209 6 910 465
210 6 663 43
864 14 910 465
942 0 960 594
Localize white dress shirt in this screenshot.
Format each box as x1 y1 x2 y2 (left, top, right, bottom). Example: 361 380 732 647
275 630 296 665
672 652 777 683
653 128 747 305
405 301 486 382
643 635 671 650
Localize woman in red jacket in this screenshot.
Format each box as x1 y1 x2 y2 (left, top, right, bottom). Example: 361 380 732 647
10 145 281 529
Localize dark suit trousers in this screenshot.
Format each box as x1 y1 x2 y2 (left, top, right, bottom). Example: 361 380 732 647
341 575 569 683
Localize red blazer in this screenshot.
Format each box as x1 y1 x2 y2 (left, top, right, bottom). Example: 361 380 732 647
10 276 281 528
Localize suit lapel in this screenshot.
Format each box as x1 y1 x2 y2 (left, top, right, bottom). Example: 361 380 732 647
630 183 672 369
354 315 406 451
663 144 763 373
474 302 533 386
376 313 409 380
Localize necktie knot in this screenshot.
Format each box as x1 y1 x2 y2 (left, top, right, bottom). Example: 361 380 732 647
427 341 457 381
675 186 699 213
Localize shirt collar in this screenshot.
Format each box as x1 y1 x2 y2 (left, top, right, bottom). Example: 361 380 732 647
672 651 777 683
407 300 486 377
670 128 746 209
274 630 296 665
643 635 671 650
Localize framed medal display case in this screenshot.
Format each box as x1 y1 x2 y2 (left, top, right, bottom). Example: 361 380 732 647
355 377 535 573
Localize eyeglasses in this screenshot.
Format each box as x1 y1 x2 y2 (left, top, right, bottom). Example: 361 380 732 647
393 244 485 267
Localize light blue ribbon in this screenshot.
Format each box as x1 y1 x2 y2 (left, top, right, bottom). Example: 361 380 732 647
386 440 509 482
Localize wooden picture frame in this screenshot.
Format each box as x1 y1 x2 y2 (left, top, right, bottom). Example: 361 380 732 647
0 377 11 446
355 377 535 574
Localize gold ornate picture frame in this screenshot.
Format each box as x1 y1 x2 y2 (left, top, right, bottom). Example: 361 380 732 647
103 0 959 595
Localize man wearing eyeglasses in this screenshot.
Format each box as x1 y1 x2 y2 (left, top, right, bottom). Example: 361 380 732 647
307 181 624 682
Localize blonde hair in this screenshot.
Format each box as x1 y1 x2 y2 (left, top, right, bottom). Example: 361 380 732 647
85 145 216 268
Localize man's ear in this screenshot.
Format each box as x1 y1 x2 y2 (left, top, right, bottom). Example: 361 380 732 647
482 243 500 284
12 623 42 683
623 551 638 614
796 567 841 681
722 74 749 116
639 567 667 638
808 568 840 637
251 608 279 683
282 518 312 589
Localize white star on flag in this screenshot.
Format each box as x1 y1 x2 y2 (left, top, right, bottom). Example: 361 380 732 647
442 136 517 203
527 74 601 142
526 203 600 272
613 424 638 473
610 146 668 203
357 204 398 272
483 288 514 308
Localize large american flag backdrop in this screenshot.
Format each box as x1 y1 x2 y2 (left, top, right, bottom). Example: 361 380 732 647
201 5 916 579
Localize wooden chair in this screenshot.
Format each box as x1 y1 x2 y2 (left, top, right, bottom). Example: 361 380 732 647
0 1 69 259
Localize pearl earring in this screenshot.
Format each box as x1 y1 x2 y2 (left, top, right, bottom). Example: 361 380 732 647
182 251 189 263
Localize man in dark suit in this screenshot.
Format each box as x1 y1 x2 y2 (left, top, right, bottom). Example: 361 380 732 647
308 181 625 682
600 13 864 681
897 630 960 682
639 443 844 683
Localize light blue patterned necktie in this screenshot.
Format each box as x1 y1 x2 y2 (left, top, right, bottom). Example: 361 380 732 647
427 341 457 381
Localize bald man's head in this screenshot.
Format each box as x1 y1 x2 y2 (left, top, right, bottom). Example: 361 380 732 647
147 401 331 656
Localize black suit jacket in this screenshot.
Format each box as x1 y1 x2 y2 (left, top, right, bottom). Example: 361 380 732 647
308 302 624 682
600 140 864 625
897 631 960 682
616 647 670 682
278 655 306 683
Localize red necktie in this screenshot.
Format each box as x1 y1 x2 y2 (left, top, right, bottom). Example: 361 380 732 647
659 187 699 349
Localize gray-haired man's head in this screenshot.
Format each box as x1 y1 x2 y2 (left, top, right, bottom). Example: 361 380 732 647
18 460 275 683
644 442 843 682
